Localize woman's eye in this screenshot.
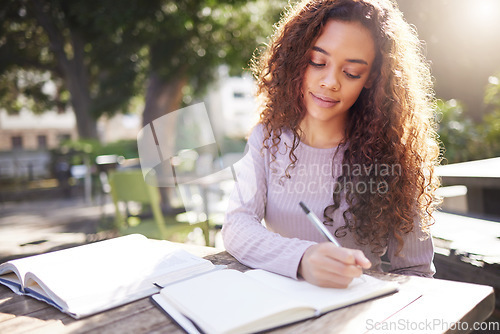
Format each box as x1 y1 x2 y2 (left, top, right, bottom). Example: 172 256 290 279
345 71 361 79
309 60 325 67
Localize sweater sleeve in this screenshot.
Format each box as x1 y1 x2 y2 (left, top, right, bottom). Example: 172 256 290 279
386 216 436 278
221 125 316 279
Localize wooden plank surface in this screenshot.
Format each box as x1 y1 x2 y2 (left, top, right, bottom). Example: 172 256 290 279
0 243 224 334
0 245 495 334
432 211 500 264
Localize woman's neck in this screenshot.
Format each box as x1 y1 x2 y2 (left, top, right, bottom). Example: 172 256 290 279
299 117 346 148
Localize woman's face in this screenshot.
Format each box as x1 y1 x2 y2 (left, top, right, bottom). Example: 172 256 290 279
301 19 375 128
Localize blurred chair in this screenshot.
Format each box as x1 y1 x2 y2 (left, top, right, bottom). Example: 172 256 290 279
95 154 121 200
176 183 222 247
176 170 234 248
109 169 209 244
168 150 230 246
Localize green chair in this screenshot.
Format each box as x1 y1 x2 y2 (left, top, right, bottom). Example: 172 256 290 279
109 169 209 245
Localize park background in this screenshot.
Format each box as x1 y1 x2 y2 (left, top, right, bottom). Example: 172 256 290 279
1 0 500 165
0 0 499 331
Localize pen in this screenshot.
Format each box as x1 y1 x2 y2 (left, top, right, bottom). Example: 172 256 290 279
299 201 341 247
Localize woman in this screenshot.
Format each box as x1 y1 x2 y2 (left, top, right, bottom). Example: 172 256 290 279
222 0 441 288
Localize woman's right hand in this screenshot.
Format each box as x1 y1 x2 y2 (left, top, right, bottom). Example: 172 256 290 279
298 243 372 288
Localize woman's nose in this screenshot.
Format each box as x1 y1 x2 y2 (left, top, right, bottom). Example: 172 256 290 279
320 71 340 91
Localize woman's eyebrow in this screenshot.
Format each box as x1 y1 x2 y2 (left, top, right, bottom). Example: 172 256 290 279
312 46 369 65
312 46 330 55
346 58 368 65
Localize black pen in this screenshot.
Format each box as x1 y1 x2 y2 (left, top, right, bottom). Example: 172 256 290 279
299 201 341 247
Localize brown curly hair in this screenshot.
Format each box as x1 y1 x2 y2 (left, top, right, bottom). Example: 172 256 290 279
251 0 441 255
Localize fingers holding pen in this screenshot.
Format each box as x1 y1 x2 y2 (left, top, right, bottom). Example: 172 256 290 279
334 247 372 269
298 243 372 288
297 202 371 287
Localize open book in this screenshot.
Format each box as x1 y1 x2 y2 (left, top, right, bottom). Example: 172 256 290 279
0 234 216 319
152 268 399 334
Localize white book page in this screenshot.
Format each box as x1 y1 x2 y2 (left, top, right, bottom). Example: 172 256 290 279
0 272 23 294
245 270 398 314
160 269 315 334
18 234 213 317
0 256 36 290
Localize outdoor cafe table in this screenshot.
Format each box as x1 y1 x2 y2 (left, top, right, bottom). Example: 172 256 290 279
0 243 495 334
436 157 500 216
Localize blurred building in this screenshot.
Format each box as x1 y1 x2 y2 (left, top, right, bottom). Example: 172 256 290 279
0 107 142 180
0 109 77 151
0 109 78 180
205 66 259 141
97 113 141 144
0 65 258 180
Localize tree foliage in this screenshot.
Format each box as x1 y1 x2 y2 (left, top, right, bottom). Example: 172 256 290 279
137 0 286 126
437 73 500 163
436 99 480 164
0 0 286 139
480 74 500 157
0 0 149 138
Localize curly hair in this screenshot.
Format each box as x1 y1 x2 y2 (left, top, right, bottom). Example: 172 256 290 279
251 0 441 255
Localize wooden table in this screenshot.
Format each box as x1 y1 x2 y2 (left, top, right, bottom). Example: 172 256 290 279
436 157 500 217
0 243 495 334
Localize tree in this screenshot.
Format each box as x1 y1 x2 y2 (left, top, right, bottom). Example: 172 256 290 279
0 0 149 139
436 74 500 163
480 74 500 157
138 1 286 126
134 0 286 168
436 99 480 164
0 0 286 140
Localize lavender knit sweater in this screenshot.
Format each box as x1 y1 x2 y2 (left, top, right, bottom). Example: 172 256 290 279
222 123 435 279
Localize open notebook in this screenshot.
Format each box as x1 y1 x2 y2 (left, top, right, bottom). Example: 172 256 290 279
152 268 399 334
0 234 217 318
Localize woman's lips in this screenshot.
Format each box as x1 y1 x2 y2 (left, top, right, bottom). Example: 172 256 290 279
310 92 339 108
